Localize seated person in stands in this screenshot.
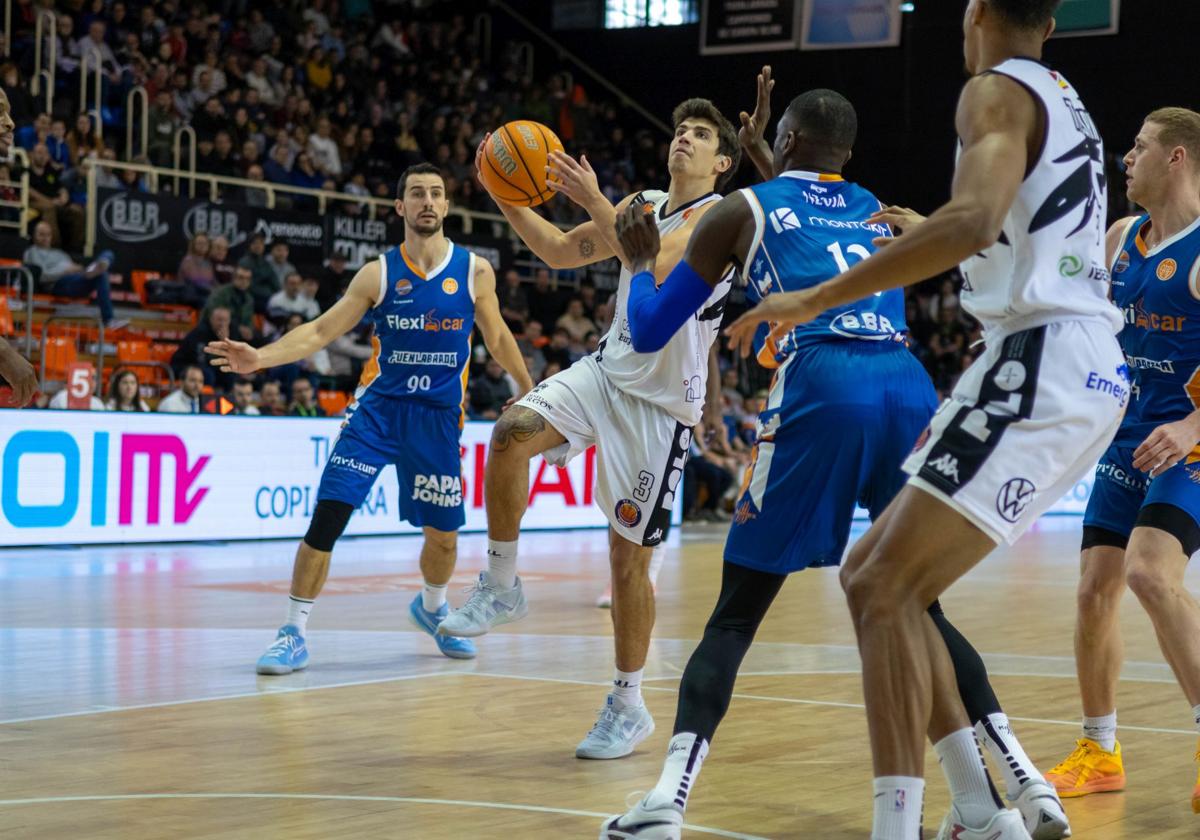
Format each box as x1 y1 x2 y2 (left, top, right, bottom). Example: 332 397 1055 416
542 326 573 371
289 377 326 417
267 272 320 325
468 356 512 421
204 265 258 343
176 232 217 306
228 378 261 415
210 236 236 286
328 318 374 386
158 364 206 414
258 379 289 415
172 306 235 391
22 220 125 329
48 382 105 410
237 232 278 312
106 368 149 411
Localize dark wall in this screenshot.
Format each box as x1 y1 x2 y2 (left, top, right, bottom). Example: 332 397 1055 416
499 2 1198 215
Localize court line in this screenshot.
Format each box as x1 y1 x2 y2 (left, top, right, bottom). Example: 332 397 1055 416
0 793 768 839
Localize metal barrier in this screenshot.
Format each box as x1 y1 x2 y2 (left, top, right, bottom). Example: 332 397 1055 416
126 86 148 160
172 125 197 197
32 9 56 115
38 313 105 391
79 45 104 143
1 266 35 357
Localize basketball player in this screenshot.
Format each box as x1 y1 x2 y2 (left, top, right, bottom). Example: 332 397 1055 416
206 163 533 671
437 99 740 760
1043 108 1200 810
716 2 1123 837
0 88 39 407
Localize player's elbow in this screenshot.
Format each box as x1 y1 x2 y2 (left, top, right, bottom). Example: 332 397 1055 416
955 203 1004 253
629 321 665 353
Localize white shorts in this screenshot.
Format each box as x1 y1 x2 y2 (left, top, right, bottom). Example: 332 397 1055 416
903 319 1125 545
515 355 689 546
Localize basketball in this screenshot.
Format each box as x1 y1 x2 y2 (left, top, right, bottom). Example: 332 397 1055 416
479 120 564 207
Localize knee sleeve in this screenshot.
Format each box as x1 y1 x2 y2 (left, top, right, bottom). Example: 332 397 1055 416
304 499 354 552
929 605 1002 721
1135 503 1200 557
1081 525 1129 553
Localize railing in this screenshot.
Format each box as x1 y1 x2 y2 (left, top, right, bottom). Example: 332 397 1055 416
1 266 35 356
39 313 105 390
172 126 196 198
79 45 104 143
0 153 29 238
32 9 56 115
126 86 149 160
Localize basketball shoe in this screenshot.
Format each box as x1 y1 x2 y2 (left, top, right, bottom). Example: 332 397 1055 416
437 572 527 637
935 805 1033 840
1045 738 1125 798
1191 743 1200 814
407 594 476 659
255 625 308 675
576 694 655 759
1010 779 1071 839
599 792 683 839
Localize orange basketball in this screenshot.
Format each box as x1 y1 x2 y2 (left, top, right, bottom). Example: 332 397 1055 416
479 120 564 207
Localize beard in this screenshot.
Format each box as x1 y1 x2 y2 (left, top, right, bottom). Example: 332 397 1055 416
410 216 443 236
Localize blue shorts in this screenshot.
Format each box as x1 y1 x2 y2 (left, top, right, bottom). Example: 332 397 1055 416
1083 441 1200 538
725 341 938 574
317 393 466 532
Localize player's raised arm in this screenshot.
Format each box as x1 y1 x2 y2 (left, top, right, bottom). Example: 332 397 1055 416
475 133 616 269
616 191 753 353
547 150 639 267
471 257 535 398
206 260 380 374
726 73 1035 347
738 65 776 182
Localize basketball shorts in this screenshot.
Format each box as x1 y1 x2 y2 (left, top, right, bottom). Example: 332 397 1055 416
903 319 1126 546
1083 441 1200 548
514 355 688 547
317 392 466 532
724 340 938 575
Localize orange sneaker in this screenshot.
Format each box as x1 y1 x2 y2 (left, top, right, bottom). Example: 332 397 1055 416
1046 738 1126 798
1191 745 1200 814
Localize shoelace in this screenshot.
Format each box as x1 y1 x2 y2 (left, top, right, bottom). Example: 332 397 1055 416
1050 741 1091 775
455 578 500 622
586 705 622 740
266 634 301 656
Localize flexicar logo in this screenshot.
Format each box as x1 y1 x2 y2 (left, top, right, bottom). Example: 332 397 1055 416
384 310 467 332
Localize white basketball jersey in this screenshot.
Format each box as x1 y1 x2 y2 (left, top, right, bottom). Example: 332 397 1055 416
596 190 734 426
957 58 1121 337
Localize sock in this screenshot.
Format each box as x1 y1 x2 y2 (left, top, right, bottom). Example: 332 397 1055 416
486 538 519 589
422 581 447 612
935 728 1003 826
648 547 665 586
612 667 643 708
975 712 1042 798
871 776 925 840
1082 712 1117 751
648 732 709 812
286 596 314 635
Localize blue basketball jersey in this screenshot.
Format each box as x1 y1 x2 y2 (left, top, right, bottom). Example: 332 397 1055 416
1110 215 1200 447
355 241 477 412
739 171 907 362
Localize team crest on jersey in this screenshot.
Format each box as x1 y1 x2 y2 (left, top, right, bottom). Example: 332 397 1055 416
1113 250 1130 273
395 279 413 296
614 498 642 528
1157 259 1177 281
442 277 459 294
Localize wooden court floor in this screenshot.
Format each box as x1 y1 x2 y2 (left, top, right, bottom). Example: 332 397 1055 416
2 521 1199 838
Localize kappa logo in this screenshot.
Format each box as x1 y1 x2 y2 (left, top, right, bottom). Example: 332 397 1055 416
996 477 1036 524
928 453 961 483
768 207 801 234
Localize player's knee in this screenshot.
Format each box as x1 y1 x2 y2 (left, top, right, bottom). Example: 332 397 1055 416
843 564 899 625
1125 554 1170 606
1076 561 1126 617
304 499 354 553
423 527 458 555
489 407 544 461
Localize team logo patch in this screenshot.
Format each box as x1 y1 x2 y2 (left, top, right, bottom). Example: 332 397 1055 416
1113 250 1130 273
996 477 1036 524
1157 259 1177 281
1058 254 1083 277
993 360 1026 392
733 499 757 525
395 279 413 296
442 277 459 294
614 498 642 528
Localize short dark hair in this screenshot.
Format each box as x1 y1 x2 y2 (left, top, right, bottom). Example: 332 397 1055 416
397 163 444 198
671 98 741 192
784 89 858 154
183 364 204 378
990 0 1061 29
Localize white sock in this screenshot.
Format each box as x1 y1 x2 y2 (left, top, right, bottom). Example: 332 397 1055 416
1192 704 1200 733
612 667 643 708
1082 712 1117 751
871 776 924 840
975 712 1043 798
648 732 709 813
422 582 447 612
286 596 314 635
935 728 1002 826
648 547 665 586
486 538 519 589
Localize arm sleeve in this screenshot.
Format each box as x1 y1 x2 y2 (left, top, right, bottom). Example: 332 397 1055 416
626 261 715 353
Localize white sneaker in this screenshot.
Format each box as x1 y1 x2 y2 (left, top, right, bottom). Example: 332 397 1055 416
436 572 527 638
576 694 655 759
1011 779 1071 839
599 792 682 839
596 586 613 608
936 805 1033 840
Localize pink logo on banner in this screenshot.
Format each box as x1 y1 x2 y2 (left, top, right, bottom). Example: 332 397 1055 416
118 434 210 524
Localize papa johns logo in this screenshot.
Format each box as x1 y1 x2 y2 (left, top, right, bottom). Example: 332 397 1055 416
996 477 1036 524
99 193 169 242
614 498 642 528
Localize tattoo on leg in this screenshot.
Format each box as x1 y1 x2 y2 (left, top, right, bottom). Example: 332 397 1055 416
579 238 596 259
490 407 546 452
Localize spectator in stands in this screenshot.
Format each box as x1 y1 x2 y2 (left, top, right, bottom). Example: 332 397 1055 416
27 143 83 250
527 267 565 330
469 357 513 421
498 269 529 332
106 369 150 412
244 164 270 207
48 383 105 410
258 379 288 415
555 298 596 349
201 130 238 179
229 378 260 415
0 64 34 126
268 272 320 324
75 20 122 88
542 327 573 371
23 221 123 328
683 422 735 522
927 304 968 392
266 241 296 289
329 321 374 383
204 265 257 342
317 252 351 312
66 112 104 168
238 232 278 312
176 231 217 306
290 152 324 208
280 312 334 377
290 378 326 417
539 360 563 384
158 364 206 413
146 89 179 166
173 305 235 390
210 236 235 286
307 115 341 178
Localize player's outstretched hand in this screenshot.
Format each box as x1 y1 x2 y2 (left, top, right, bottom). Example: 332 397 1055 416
0 341 38 406
205 338 261 374
1133 417 1200 477
866 205 926 247
724 289 822 358
738 65 774 151
546 151 602 211
615 201 661 268
473 132 492 191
